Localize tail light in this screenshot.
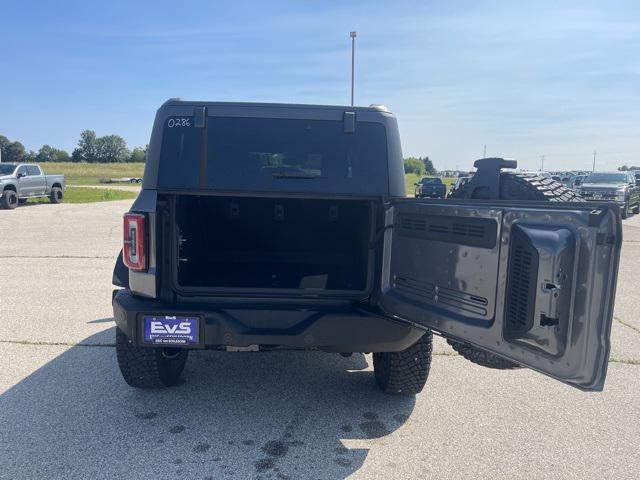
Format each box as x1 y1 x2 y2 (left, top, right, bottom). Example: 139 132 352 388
123 213 147 271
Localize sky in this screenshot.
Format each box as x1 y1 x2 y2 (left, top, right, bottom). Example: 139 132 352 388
1 0 639 171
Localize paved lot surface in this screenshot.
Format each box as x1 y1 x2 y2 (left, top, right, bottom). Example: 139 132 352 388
1 200 639 480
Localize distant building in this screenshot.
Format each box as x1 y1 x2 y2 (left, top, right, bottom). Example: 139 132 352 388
439 170 472 177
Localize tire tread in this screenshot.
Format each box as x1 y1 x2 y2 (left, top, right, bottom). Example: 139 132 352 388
446 339 520 369
373 331 433 395
116 327 187 388
1 190 18 209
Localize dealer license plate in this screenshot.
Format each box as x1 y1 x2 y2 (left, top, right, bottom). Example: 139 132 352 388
143 316 199 345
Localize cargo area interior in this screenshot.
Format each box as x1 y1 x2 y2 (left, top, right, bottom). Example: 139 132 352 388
173 196 373 292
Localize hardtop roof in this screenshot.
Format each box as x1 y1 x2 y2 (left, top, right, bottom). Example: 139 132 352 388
160 98 393 114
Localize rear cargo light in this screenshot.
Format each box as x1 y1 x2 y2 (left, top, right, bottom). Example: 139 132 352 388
123 213 147 271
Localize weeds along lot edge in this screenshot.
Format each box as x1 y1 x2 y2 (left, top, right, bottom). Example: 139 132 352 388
29 186 137 203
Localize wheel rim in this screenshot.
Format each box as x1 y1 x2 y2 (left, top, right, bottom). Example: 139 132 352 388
55 191 62 200
9 194 17 206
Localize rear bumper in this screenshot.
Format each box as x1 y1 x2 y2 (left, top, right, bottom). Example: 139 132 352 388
582 198 626 206
112 289 425 352
580 194 625 205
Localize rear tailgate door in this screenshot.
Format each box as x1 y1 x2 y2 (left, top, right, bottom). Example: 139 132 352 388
378 199 621 391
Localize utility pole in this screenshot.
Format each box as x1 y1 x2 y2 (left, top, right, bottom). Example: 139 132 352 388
592 151 596 172
540 155 545 171
350 31 357 106
483 144 486 158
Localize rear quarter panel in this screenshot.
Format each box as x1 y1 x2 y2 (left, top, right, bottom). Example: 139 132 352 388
45 174 65 191
127 189 159 298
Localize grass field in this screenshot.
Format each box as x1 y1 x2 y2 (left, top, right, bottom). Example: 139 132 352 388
39 162 145 185
29 187 137 204
39 162 456 196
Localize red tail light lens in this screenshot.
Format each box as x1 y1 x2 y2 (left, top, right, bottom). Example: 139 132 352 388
123 213 147 271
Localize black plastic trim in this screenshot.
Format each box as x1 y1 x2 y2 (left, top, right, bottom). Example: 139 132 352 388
113 289 425 352
396 213 497 249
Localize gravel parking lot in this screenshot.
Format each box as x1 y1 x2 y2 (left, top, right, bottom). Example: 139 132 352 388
1 200 639 480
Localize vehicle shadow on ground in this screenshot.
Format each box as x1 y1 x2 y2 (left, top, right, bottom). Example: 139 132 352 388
0 201 45 210
1 326 416 480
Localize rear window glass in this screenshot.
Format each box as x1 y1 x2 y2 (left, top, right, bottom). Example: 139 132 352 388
0 164 17 175
420 178 442 184
157 116 202 188
158 116 388 194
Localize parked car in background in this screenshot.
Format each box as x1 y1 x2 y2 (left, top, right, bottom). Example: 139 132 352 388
414 176 447 198
572 174 587 189
0 163 65 209
447 175 472 197
577 172 640 218
559 173 575 187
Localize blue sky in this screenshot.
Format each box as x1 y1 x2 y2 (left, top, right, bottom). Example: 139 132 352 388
1 0 639 170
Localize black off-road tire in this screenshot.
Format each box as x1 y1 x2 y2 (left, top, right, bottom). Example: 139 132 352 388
116 327 188 388
448 172 584 369
373 330 433 395
446 339 521 369
454 172 585 203
1 190 18 209
502 174 584 202
621 200 629 219
49 187 63 204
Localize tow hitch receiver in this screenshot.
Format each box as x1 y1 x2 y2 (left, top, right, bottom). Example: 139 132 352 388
226 345 260 352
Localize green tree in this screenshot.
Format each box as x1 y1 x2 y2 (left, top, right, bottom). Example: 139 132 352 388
71 130 131 163
421 156 437 175
404 158 426 175
0 135 26 162
23 150 37 162
619 165 629 171
35 144 71 162
404 156 436 175
72 130 98 163
96 134 131 163
129 145 147 163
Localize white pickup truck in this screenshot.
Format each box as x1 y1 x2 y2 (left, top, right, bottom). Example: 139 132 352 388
0 163 65 209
